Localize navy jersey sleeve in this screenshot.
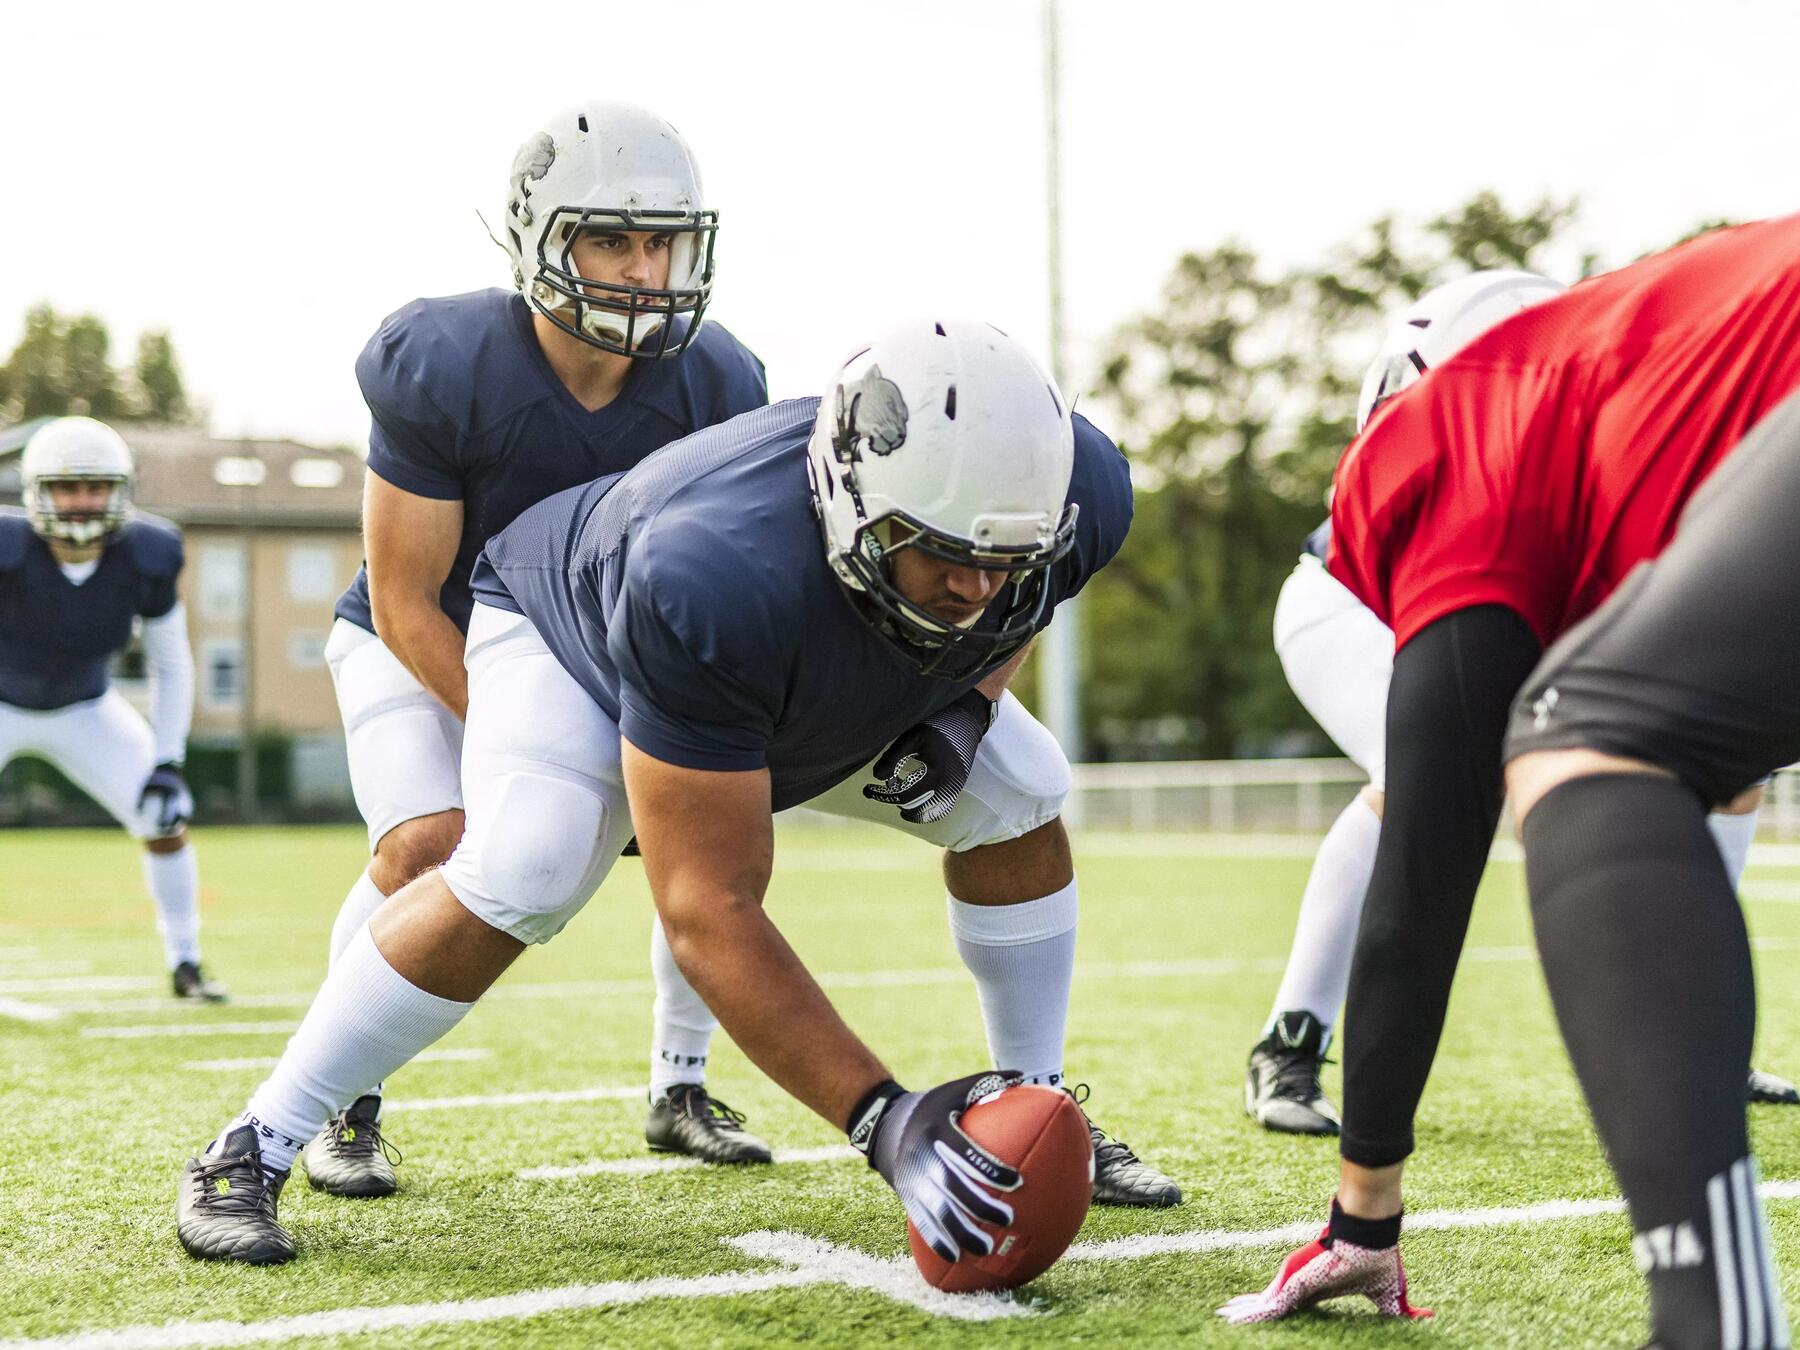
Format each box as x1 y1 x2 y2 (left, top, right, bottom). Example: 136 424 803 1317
1051 413 1135 602
710 330 769 424
122 516 184 619
606 531 783 773
355 309 464 501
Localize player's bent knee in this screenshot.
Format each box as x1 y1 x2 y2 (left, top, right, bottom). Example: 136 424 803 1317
143 829 188 854
447 773 609 945
1506 748 1670 828
372 810 465 894
1358 785 1385 819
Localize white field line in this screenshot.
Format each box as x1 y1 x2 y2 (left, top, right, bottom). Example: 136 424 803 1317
14 1183 1800 1349
522 1144 858 1181
80 1021 298 1040
186 1048 493 1073
0 959 89 977
0 997 61 1023
384 1086 643 1113
1744 881 1800 903
0 975 158 995
0 945 38 958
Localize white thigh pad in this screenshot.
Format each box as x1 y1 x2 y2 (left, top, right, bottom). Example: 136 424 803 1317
1272 557 1393 789
326 619 465 850
437 606 633 945
0 692 161 837
806 690 1071 852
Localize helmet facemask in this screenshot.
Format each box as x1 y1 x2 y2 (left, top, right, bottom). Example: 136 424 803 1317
24 473 132 546
523 206 717 359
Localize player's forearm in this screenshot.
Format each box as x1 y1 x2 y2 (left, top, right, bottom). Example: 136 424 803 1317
1338 605 1542 1168
658 888 891 1128
975 639 1033 701
139 604 194 764
369 592 470 720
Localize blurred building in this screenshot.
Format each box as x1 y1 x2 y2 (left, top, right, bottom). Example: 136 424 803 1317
0 420 366 816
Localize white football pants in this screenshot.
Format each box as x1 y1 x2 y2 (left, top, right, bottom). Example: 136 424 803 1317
0 690 169 838
1272 555 1393 788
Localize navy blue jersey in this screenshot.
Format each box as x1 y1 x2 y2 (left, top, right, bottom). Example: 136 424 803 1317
472 399 1132 811
0 509 183 711
334 288 767 634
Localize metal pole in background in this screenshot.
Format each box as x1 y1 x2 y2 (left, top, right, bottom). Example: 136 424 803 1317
1039 0 1084 763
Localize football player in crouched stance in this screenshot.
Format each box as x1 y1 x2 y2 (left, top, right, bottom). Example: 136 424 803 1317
1246 272 1796 1135
0 417 220 1001
176 320 1179 1265
304 99 770 1200
1222 216 1800 1345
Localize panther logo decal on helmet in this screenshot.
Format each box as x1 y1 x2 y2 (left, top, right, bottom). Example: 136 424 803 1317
831 365 909 464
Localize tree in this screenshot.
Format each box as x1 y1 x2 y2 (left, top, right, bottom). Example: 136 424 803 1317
0 307 195 425
134 331 190 423
1080 193 1577 759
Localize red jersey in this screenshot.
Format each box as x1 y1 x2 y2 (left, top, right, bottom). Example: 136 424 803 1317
1328 215 1800 650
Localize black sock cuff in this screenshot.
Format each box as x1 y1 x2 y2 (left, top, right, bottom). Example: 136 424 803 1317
1520 771 1705 855
1327 1198 1402 1250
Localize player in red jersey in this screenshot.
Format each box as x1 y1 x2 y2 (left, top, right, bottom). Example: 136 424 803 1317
1222 215 1800 1345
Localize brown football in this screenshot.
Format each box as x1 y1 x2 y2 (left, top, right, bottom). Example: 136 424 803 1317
908 1083 1094 1292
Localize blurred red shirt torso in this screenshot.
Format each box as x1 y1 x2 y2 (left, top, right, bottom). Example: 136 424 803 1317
1328 214 1800 650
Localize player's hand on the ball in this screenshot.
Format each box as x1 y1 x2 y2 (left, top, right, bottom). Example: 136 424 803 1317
848 1070 1023 1261
137 761 193 835
861 689 995 825
1217 1232 1430 1324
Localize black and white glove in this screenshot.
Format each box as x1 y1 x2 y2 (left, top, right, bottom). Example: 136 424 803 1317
137 761 193 836
861 690 996 824
847 1070 1022 1261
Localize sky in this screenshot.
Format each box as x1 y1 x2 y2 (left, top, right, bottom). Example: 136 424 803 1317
3 0 1796 449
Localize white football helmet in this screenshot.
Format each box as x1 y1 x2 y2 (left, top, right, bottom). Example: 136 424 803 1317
1356 269 1566 429
805 318 1077 680
500 101 715 359
21 416 135 545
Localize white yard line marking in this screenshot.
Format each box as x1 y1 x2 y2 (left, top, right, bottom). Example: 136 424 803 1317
0 975 158 995
186 1048 494 1073
522 1144 857 1181
385 1086 643 1113
53 993 312 1014
1744 881 1800 903
80 1021 298 1040
13 1183 1800 1349
0 959 90 977
0 946 39 959
0 997 60 1023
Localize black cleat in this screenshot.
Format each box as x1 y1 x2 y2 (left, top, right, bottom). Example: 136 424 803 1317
176 1125 295 1264
1246 1011 1340 1136
1068 1083 1183 1208
302 1094 400 1197
645 1084 772 1164
1748 1067 1800 1104
172 961 229 1004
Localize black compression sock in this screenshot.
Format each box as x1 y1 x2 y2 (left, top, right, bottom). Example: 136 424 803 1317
1326 1198 1401 1250
1524 773 1784 1350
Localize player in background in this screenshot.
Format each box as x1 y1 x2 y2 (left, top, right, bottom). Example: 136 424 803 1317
1503 391 1800 1350
176 319 1179 1266
305 101 771 1203
1220 215 1800 1337
0 417 218 1000
1245 272 1796 1135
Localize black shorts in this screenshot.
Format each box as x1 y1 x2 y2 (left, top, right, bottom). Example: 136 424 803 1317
1504 389 1800 808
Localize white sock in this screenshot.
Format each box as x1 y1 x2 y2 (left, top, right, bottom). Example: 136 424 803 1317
214 926 471 1175
649 916 717 1097
1265 794 1382 1046
330 868 390 967
1708 807 1759 891
947 877 1078 1087
143 845 201 969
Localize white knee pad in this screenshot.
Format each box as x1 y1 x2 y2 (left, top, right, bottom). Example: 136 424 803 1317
440 767 615 945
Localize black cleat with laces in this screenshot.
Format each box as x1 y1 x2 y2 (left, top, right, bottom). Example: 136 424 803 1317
1067 1083 1183 1208
172 961 229 1003
645 1084 773 1165
301 1094 400 1197
176 1125 296 1264
1246 1010 1340 1136
1748 1067 1800 1105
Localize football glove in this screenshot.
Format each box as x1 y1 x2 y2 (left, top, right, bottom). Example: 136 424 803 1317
862 689 996 824
847 1070 1022 1261
137 761 193 836
1218 1231 1431 1324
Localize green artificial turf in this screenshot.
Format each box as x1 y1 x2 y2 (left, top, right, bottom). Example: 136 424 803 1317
1 821 1797 1347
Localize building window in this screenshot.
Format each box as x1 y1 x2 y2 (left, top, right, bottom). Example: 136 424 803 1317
289 458 345 489
200 638 245 712
287 630 328 667
199 543 247 621
287 543 341 603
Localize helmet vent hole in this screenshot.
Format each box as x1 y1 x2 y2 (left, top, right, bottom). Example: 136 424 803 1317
934 322 946 337
578 114 589 132
944 386 957 420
